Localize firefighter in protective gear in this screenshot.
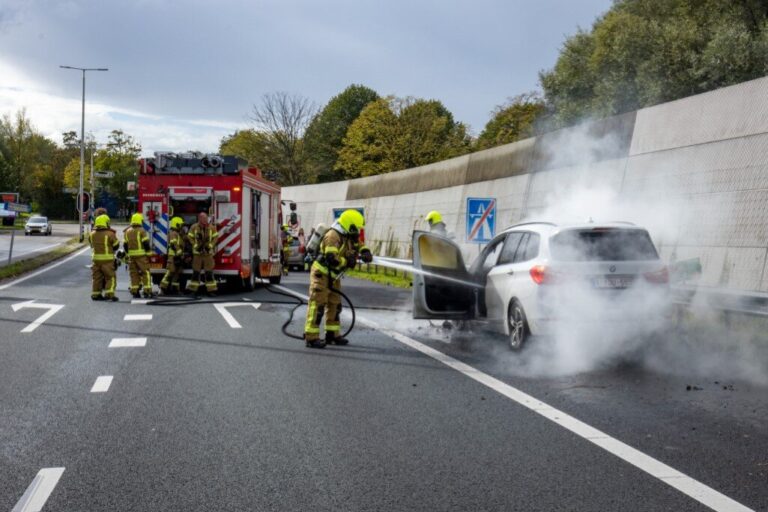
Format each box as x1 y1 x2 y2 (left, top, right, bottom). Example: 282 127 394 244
90 214 120 301
124 213 154 298
281 224 292 276
187 212 218 295
304 209 373 349
425 210 448 236
160 216 185 295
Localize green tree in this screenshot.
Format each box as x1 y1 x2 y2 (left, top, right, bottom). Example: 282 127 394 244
335 98 400 178
540 0 768 124
219 129 274 171
335 97 470 179
95 130 142 213
304 84 379 183
476 93 546 150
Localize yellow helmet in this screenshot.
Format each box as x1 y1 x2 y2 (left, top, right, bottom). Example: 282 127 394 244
170 216 184 230
425 210 442 225
130 213 143 226
338 209 365 235
94 214 110 229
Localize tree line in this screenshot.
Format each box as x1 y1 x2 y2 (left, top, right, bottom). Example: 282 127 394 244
222 0 768 185
0 109 141 218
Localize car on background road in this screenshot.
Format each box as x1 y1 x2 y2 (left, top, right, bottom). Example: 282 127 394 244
412 221 671 350
285 236 305 270
24 216 52 236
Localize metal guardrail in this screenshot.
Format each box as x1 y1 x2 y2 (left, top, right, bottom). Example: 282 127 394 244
672 285 768 317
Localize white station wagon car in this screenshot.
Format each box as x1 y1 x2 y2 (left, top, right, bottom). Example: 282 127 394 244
412 222 671 350
24 216 52 236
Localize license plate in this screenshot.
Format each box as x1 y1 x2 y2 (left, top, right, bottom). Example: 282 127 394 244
150 262 163 269
593 277 633 289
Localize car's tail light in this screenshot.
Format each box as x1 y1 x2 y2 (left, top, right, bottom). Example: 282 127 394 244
530 265 548 285
220 255 233 264
644 266 669 284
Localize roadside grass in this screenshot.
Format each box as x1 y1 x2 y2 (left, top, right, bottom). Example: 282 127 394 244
0 237 84 281
346 266 413 289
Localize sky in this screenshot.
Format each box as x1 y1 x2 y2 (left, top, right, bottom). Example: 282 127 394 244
0 0 612 156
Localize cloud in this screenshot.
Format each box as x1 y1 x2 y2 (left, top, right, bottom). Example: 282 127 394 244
0 58 244 154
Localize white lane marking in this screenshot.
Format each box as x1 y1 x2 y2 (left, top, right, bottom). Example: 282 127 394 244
213 302 261 329
109 337 147 348
7 242 64 259
11 300 65 333
272 284 752 512
90 375 113 393
124 314 152 321
11 467 65 512
130 299 150 305
0 247 89 291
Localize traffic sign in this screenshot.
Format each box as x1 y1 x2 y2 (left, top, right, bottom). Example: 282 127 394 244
466 197 496 243
62 187 78 194
94 171 114 178
3 202 32 213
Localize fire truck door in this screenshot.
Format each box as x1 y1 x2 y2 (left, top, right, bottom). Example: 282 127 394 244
216 202 240 256
260 192 270 260
142 201 168 255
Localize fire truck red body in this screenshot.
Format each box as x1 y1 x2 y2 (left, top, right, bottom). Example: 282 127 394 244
136 152 283 288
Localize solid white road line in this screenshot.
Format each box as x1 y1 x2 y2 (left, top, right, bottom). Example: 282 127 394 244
213 302 261 328
11 467 65 512
11 242 64 257
109 337 147 348
0 247 89 291
90 375 113 393
273 284 752 512
124 314 152 321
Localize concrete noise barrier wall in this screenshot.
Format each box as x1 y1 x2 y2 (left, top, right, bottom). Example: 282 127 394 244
284 76 768 294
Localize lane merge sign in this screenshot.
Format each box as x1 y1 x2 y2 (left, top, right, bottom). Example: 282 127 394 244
2 202 32 213
466 197 496 243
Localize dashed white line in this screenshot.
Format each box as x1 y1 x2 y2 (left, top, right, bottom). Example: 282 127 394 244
273 284 752 512
130 299 151 305
90 375 113 393
124 314 152 321
109 337 147 348
11 467 65 512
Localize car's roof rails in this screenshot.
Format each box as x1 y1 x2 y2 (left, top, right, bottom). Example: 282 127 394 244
507 221 558 229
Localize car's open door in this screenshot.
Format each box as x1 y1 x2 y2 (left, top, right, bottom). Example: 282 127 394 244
412 231 477 319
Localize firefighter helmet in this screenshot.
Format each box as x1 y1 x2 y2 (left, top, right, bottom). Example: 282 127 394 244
94 214 110 229
170 216 184 230
425 210 442 226
130 213 143 226
338 209 365 235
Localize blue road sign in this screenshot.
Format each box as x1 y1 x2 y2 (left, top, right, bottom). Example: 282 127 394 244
3 202 31 213
332 207 365 220
466 197 496 243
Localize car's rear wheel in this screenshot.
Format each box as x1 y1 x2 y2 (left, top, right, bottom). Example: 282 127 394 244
508 300 528 351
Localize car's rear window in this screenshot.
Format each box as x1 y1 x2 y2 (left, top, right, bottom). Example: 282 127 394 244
550 229 659 261
29 217 46 223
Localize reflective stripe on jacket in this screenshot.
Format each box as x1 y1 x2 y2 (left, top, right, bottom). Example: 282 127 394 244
124 226 150 257
188 223 218 255
167 229 182 257
90 228 119 261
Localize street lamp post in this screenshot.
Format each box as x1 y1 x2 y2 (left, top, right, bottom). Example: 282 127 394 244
60 65 108 242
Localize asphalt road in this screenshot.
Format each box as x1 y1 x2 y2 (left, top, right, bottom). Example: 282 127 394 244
0 255 766 511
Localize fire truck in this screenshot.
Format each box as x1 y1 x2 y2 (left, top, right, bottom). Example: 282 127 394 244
136 152 283 289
